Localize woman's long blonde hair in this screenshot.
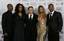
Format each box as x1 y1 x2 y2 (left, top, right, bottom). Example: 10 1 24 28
38 5 46 19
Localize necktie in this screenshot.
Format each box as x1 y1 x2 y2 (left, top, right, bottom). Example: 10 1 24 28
49 13 53 22
49 13 52 19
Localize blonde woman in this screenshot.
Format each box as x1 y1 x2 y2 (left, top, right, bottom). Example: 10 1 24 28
37 5 47 41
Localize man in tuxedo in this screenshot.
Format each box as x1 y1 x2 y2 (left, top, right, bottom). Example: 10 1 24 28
25 6 38 41
2 4 13 41
46 4 63 41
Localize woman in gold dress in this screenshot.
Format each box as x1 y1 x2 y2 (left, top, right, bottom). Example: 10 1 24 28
37 5 47 41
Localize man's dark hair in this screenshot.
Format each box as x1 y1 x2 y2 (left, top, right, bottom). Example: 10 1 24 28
48 3 54 7
7 4 13 8
28 6 33 10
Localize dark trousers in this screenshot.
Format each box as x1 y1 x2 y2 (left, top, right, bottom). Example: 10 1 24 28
4 36 8 41
48 31 59 41
25 30 37 41
4 34 12 41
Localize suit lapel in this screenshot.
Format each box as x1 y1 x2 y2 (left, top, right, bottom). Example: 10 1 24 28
49 11 55 19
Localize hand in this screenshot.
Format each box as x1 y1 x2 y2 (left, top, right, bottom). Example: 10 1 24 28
2 34 4 38
60 31 63 34
4 33 8 36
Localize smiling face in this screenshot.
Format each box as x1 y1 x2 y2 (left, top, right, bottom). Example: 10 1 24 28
7 4 13 12
28 8 33 14
48 4 54 12
18 5 23 12
38 6 45 14
28 6 34 14
39 7 44 13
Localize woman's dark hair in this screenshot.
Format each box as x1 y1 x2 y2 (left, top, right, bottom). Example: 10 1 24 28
15 3 26 14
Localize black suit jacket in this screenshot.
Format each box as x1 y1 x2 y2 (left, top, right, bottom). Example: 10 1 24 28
2 11 13 41
25 13 38 41
2 11 13 34
46 11 63 32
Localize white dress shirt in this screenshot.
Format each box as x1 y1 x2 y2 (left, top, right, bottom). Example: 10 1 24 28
49 11 54 18
28 14 33 19
50 11 54 16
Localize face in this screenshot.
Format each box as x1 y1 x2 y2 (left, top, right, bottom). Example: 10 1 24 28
18 5 22 12
28 8 33 14
48 5 54 12
39 7 44 13
7 5 13 11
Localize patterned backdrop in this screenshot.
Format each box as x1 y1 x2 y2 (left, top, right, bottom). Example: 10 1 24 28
0 0 64 41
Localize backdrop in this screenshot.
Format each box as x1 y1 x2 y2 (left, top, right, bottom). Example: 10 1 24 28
0 0 64 41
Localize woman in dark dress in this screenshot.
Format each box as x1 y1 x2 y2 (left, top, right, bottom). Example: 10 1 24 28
13 3 26 41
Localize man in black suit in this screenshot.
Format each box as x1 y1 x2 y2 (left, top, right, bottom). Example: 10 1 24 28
2 4 13 41
25 6 38 41
46 4 63 41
